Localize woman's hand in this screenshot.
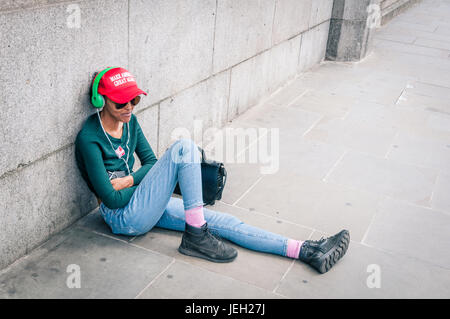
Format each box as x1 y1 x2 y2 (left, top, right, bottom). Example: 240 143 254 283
110 175 134 191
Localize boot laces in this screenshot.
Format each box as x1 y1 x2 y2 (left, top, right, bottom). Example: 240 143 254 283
203 226 223 244
309 236 326 245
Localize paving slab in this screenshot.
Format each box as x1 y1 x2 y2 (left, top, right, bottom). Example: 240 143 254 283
289 89 356 121
234 171 323 224
357 52 450 89
346 100 429 134
230 100 322 138
397 27 450 43
235 171 381 242
74 208 136 243
414 37 450 51
386 131 450 174
327 151 437 206
212 201 313 241
374 31 417 43
390 107 450 142
291 64 352 93
291 63 413 106
304 110 398 157
137 260 284 299
431 173 450 213
426 113 450 134
264 77 309 107
218 162 264 205
303 184 381 242
407 81 450 99
131 201 311 292
200 119 272 205
275 239 450 298
332 71 411 106
434 24 450 36
274 133 347 179
388 20 440 33
363 197 450 269
0 227 173 299
221 117 346 180
398 91 450 114
374 38 450 59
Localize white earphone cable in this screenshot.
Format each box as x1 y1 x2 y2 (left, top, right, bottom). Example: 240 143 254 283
96 109 131 176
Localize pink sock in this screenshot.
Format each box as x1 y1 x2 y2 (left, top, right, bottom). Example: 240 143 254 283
185 206 206 228
286 239 303 259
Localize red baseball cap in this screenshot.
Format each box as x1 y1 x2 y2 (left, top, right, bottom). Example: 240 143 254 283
97 67 147 104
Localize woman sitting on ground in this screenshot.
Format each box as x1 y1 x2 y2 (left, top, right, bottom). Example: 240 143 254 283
74 67 350 274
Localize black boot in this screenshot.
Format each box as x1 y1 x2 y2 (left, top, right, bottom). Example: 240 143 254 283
298 230 350 274
178 223 238 263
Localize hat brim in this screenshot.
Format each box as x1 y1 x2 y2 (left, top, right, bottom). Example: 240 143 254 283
107 86 148 104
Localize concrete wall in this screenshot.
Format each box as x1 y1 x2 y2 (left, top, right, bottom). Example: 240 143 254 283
326 0 379 61
0 0 333 270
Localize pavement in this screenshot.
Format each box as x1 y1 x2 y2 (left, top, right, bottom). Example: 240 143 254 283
1 0 450 299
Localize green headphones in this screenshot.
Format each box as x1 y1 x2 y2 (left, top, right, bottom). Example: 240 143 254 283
91 66 118 108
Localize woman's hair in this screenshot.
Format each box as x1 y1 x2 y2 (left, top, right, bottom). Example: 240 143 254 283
89 71 99 98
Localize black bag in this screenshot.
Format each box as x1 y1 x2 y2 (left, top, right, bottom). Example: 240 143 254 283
173 146 227 206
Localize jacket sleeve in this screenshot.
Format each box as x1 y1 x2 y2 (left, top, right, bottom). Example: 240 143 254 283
78 134 137 209
130 120 158 185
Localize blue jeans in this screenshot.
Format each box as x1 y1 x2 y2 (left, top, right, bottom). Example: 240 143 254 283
100 138 290 257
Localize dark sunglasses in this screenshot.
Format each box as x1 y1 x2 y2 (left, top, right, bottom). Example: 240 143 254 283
114 96 141 109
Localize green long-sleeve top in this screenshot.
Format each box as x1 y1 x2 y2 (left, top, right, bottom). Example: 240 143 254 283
75 113 157 209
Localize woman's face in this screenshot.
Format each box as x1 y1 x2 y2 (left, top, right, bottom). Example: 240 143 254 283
104 96 136 123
